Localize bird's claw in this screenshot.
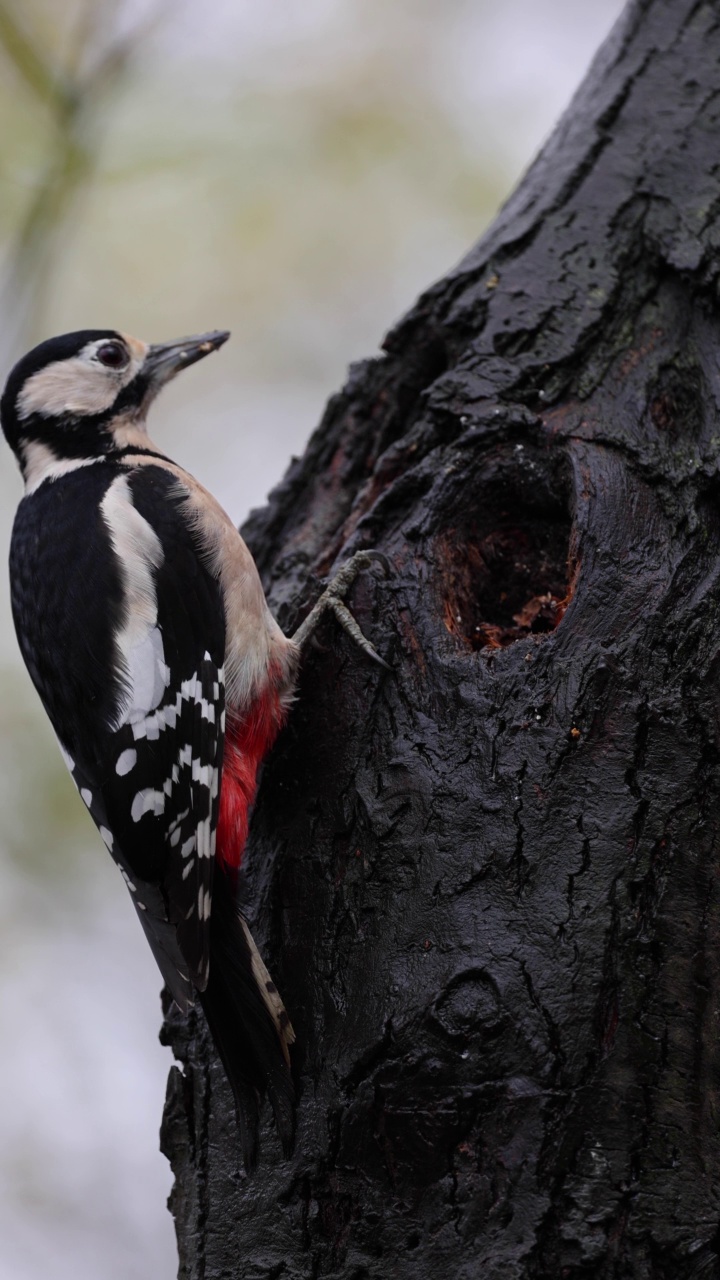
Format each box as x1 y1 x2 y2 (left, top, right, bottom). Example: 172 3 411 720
291 550 391 669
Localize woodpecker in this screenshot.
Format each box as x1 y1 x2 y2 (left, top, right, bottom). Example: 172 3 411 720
1 328 386 1168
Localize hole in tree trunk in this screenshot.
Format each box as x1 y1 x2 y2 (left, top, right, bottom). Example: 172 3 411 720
435 444 574 650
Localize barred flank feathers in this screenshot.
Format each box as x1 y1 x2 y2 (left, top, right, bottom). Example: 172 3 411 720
199 865 295 1170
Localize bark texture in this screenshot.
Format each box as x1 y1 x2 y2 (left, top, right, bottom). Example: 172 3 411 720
161 1 720 1275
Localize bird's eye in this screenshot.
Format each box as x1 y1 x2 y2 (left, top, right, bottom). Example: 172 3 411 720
96 342 128 370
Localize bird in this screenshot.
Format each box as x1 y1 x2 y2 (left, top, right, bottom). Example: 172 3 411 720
0 327 386 1168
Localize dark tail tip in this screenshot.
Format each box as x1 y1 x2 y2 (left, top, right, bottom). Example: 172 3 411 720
198 867 295 1171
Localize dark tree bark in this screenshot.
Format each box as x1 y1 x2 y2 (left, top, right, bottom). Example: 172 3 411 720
160 1 720 1275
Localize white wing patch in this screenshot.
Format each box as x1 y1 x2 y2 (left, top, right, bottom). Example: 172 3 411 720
100 475 167 730
125 671 224 745
116 748 137 776
131 788 166 822
124 626 168 725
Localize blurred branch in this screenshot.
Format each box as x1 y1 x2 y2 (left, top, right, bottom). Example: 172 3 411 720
0 0 168 360
0 3 71 114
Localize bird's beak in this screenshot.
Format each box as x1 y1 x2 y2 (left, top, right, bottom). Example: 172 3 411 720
144 330 230 388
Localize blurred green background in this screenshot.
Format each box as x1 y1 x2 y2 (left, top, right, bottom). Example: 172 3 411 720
0 1 625 1276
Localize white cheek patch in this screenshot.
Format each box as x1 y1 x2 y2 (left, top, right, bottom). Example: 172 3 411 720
17 339 146 421
18 358 119 419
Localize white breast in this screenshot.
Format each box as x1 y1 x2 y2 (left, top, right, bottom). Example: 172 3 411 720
178 476 299 712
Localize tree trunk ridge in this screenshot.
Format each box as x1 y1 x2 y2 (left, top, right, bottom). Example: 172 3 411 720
161 1 720 1275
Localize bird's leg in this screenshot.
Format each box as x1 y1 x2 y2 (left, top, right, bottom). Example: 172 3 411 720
290 550 390 669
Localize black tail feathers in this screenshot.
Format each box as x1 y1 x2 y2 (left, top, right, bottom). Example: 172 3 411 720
198 866 295 1170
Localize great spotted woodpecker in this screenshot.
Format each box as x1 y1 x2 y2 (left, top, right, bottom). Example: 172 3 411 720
1 328 386 1167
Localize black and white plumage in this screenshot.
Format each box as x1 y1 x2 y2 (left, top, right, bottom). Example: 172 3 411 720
2 329 299 1166
11 462 225 1004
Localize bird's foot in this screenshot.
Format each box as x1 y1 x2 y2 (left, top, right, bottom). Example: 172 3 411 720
291 550 390 669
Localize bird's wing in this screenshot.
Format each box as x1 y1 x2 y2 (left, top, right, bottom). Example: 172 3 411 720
11 462 226 1010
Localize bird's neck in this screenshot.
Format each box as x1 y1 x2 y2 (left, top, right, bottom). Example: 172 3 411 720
19 412 166 494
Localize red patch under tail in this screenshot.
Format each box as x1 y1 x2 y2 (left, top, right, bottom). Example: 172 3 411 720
216 679 289 876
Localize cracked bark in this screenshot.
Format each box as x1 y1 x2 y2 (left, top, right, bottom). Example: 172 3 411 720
160 1 720 1276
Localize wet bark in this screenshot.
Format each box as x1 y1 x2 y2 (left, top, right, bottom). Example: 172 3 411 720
160 1 720 1275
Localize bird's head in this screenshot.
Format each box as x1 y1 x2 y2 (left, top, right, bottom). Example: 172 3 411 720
1 328 230 484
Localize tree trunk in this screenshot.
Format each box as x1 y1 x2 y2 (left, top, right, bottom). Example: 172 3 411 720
160 1 720 1275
